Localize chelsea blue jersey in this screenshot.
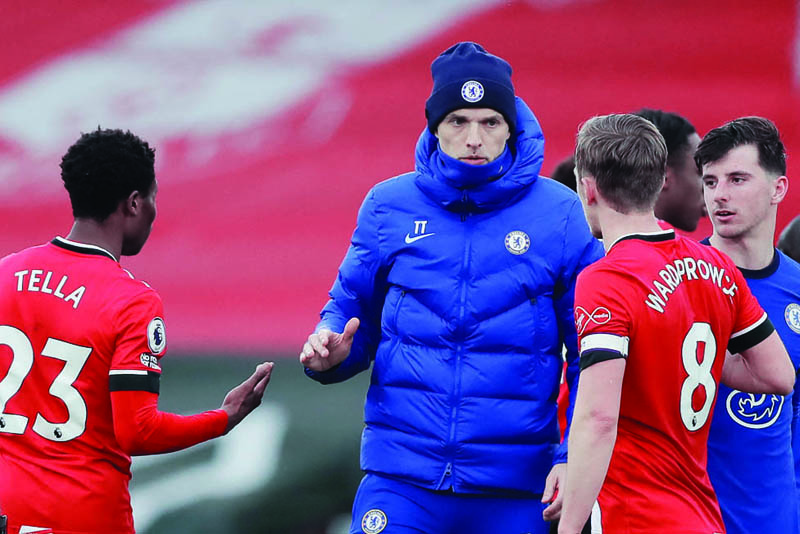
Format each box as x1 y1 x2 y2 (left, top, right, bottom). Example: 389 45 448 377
706 248 800 534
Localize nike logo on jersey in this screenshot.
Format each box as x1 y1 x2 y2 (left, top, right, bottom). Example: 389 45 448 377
404 233 435 244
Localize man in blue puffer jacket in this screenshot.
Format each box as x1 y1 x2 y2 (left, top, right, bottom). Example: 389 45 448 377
300 41 604 534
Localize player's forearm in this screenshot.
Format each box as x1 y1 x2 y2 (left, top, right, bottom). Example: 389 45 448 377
559 411 617 534
111 390 228 455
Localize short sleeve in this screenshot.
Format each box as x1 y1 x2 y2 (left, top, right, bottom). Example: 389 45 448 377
575 267 633 370
728 265 774 354
108 290 166 393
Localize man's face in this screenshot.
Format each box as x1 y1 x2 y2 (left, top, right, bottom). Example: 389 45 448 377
436 108 510 165
122 179 158 256
702 144 778 241
656 133 705 232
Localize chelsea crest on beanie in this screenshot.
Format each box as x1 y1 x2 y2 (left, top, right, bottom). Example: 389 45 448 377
425 42 516 134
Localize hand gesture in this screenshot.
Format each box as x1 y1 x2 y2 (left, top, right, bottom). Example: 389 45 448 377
221 362 273 433
299 317 360 372
542 461 566 521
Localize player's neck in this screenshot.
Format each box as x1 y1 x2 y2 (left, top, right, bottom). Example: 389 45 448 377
600 210 663 252
709 226 775 270
66 219 122 261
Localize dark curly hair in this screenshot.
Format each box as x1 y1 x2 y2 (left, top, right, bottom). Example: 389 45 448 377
694 116 786 176
632 109 696 169
60 128 156 221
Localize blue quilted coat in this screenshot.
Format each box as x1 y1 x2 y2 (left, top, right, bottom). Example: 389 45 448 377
306 97 603 494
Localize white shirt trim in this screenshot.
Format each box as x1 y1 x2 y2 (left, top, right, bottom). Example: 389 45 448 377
731 312 768 339
607 229 675 250
580 333 630 357
109 369 149 376
54 236 118 261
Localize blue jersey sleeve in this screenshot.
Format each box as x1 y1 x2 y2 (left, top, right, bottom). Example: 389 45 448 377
552 196 604 464
793 375 800 499
305 189 387 384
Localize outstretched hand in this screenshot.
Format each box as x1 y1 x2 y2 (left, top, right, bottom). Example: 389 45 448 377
221 362 273 433
299 317 360 372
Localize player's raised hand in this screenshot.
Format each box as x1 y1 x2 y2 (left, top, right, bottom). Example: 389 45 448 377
221 362 273 433
299 317 360 372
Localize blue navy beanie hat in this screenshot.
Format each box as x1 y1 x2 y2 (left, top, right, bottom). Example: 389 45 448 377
425 42 516 134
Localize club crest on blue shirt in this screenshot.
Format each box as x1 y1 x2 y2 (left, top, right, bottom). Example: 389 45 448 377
147 317 166 355
505 230 530 255
461 80 484 103
725 391 784 429
361 509 387 534
785 303 800 334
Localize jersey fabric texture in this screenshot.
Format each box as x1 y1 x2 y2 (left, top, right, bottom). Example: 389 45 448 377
706 248 800 534
575 230 772 534
0 238 226 534
306 96 604 500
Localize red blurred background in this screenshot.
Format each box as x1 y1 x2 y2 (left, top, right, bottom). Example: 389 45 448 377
1 0 798 352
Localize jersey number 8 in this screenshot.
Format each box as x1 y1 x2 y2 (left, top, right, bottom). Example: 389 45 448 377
680 322 718 432
0 325 91 442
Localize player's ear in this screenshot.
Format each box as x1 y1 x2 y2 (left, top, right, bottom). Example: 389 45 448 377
771 175 788 205
661 167 673 191
580 175 599 205
122 190 141 216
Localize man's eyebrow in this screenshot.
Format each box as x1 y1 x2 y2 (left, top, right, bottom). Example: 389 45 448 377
702 170 754 179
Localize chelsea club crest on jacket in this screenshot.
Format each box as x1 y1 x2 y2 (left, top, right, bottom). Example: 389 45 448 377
305 97 603 495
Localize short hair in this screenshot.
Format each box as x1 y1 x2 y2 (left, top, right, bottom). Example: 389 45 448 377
550 155 576 192
60 128 156 222
575 114 667 212
632 108 696 168
694 116 786 176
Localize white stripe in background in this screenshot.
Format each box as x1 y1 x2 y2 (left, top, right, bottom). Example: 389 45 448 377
130 404 289 532
0 0 504 192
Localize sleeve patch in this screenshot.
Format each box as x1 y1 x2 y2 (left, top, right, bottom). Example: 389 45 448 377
109 370 160 393
728 313 775 355
575 306 612 336
139 353 161 371
147 317 166 354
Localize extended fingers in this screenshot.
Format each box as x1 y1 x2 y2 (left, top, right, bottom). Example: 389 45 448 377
303 331 331 359
253 363 274 396
242 362 270 388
